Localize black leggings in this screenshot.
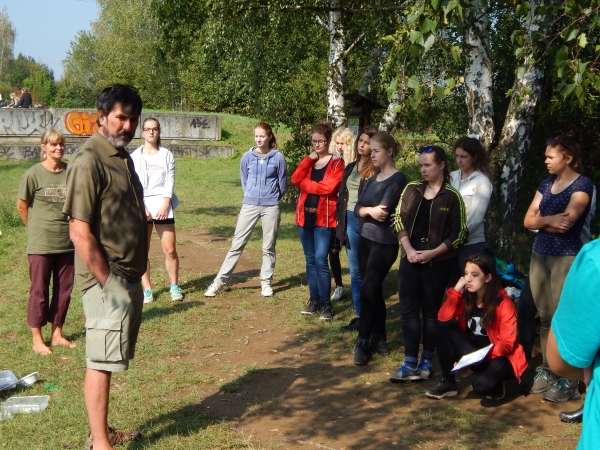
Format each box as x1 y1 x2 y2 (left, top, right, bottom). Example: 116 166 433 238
516 277 536 361
357 237 399 340
436 324 516 395
329 249 343 287
398 256 456 358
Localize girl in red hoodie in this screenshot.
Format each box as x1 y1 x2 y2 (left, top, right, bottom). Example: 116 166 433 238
426 254 527 400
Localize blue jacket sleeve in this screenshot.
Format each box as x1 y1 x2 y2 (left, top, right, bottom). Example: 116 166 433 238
277 153 288 199
240 150 251 192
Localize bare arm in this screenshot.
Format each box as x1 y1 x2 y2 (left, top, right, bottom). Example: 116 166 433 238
547 328 584 380
16 199 29 226
524 190 589 233
69 218 110 287
358 205 388 221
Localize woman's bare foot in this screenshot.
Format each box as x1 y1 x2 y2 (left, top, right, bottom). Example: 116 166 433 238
32 340 52 355
51 325 76 348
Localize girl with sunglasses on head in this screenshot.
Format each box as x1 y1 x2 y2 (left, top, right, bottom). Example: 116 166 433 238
390 145 467 381
450 137 493 269
328 127 356 301
524 132 593 403
335 126 378 332
425 254 527 400
352 133 407 364
292 121 344 321
131 118 183 302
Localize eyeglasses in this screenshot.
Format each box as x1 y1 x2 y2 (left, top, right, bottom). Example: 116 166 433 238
143 128 160 133
417 146 435 154
311 139 328 146
547 137 573 153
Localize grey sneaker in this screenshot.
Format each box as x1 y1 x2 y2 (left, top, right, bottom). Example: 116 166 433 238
390 363 421 382
301 297 319 315
319 302 333 321
418 359 433 380
543 377 581 403
530 367 556 393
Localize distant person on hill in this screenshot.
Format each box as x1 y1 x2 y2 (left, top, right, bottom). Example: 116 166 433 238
524 132 593 403
292 121 344 320
205 122 288 298
3 92 18 108
131 117 183 303
16 129 76 356
327 126 356 301
15 87 32 108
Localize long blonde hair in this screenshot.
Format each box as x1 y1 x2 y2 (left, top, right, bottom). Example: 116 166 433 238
329 127 356 162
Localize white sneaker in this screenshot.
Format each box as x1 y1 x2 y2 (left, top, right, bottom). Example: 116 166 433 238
331 285 343 301
204 282 223 297
143 289 154 304
261 285 273 297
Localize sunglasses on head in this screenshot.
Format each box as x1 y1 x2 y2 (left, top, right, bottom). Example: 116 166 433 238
547 137 574 153
418 146 435 154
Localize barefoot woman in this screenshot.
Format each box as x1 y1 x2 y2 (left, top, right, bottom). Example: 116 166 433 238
17 129 76 355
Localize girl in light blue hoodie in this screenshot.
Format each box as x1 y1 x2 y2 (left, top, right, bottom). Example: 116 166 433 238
205 123 288 297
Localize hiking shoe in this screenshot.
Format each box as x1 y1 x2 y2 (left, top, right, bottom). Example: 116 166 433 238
143 289 154 304
170 284 183 301
354 337 371 365
390 363 421 382
426 378 458 399
543 377 581 403
319 302 333 321
530 367 556 393
331 285 344 301
301 297 319 315
340 317 360 332
204 282 223 297
85 427 142 450
485 381 506 400
418 359 433 380
368 333 388 356
261 285 273 297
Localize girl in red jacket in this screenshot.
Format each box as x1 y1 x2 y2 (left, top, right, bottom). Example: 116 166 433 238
292 122 344 320
426 253 527 400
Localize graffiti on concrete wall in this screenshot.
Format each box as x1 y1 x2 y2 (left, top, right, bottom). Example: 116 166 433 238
64 111 99 136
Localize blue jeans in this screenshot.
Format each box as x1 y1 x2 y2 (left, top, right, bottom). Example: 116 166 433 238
345 211 362 315
298 213 332 303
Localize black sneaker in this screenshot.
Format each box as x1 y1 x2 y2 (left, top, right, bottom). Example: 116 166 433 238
301 297 319 315
340 317 360 332
354 337 371 365
368 333 388 355
425 379 458 399
319 302 333 321
543 377 580 403
485 381 506 400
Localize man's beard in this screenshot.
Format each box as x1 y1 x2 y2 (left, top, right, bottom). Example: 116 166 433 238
104 129 134 149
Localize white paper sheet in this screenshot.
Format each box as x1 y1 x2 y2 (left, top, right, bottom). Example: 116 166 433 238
450 343 494 373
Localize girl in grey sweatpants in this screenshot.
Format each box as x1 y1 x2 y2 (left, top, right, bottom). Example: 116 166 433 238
205 123 287 297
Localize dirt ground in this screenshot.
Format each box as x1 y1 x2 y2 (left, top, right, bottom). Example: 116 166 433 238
146 227 583 450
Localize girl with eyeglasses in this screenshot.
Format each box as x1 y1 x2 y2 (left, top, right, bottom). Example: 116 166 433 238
292 121 344 320
335 126 378 332
450 137 493 269
390 145 467 381
352 133 407 364
425 254 527 400
205 122 287 298
328 127 356 301
523 132 593 403
131 118 183 302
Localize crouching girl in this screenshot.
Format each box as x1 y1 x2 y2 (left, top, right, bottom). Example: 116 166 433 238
426 254 527 400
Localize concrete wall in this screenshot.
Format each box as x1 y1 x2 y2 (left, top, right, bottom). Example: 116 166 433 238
0 109 221 140
0 142 235 161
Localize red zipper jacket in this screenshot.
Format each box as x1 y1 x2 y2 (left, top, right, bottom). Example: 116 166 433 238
438 286 528 380
291 155 344 228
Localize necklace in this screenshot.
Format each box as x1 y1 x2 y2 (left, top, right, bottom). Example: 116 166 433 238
556 174 578 187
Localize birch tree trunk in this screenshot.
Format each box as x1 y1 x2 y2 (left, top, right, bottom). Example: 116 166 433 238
464 0 495 150
325 2 347 127
358 47 381 97
487 0 549 258
379 92 402 132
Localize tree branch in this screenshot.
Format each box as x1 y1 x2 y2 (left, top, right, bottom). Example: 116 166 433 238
314 14 328 29
342 29 367 58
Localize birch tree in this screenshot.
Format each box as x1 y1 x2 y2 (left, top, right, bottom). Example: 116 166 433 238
0 8 16 84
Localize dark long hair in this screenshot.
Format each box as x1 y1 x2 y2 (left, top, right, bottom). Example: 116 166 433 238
462 254 501 328
548 131 583 173
453 136 491 179
354 126 378 178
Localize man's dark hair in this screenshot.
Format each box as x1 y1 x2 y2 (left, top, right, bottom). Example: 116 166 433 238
96 84 142 122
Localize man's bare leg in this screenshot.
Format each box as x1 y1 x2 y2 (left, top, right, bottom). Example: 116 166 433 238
84 368 114 450
51 324 76 348
31 327 52 355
